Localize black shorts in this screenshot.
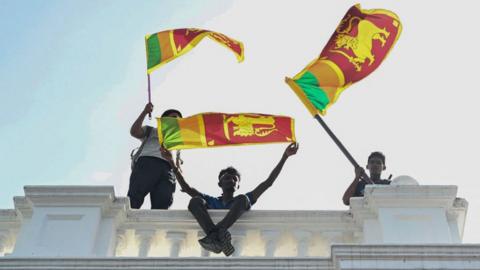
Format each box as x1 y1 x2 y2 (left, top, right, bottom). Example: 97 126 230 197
128 156 176 209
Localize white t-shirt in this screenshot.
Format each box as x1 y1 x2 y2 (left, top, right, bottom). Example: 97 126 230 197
138 126 168 161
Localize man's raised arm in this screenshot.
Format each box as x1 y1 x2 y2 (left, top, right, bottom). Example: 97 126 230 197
160 147 201 198
342 166 364 205
130 103 153 139
250 143 299 202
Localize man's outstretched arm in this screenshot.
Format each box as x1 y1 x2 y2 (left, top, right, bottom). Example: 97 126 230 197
250 143 299 202
342 166 363 205
161 147 202 198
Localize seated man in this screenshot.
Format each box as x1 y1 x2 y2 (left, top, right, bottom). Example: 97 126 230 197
161 143 299 256
342 151 391 206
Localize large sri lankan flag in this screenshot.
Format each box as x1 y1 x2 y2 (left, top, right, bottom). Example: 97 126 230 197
286 4 402 115
146 28 244 74
157 113 295 150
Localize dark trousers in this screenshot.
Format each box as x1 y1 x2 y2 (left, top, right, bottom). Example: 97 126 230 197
188 195 250 234
128 156 176 209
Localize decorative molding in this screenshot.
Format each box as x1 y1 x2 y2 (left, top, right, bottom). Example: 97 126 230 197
331 244 480 269
1 245 479 269
0 257 334 270
363 185 458 208
21 186 115 207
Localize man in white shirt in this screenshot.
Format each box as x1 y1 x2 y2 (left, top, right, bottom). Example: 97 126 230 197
128 103 182 209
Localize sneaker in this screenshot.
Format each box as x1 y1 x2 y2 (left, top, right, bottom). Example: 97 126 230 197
217 228 235 256
198 232 222 254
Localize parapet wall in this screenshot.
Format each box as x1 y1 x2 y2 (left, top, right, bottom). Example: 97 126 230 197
0 184 468 258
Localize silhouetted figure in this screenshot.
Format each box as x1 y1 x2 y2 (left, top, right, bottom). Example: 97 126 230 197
342 151 391 205
161 143 299 256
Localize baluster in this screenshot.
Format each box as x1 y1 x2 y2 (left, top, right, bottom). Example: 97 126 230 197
0 233 6 255
293 230 312 257
261 230 280 257
135 229 155 257
0 230 13 256
231 230 247 257
114 229 127 256
166 231 187 257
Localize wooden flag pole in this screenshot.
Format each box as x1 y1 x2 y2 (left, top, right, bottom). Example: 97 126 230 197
314 114 373 184
147 74 152 120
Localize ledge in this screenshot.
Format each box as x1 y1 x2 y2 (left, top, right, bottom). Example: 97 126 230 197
1 245 479 270
124 209 356 231
352 185 459 208
21 185 116 206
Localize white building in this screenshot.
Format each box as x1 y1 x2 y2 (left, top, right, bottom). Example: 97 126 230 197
0 176 478 270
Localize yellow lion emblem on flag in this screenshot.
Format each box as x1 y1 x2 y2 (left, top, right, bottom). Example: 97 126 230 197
224 115 277 140
330 15 390 71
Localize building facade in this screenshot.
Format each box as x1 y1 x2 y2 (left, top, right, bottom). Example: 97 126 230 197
0 177 478 269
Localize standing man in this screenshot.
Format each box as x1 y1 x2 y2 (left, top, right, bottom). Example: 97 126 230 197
342 151 391 205
128 103 182 209
161 143 299 256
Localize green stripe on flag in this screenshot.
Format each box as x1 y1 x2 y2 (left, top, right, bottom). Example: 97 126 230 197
160 117 183 149
147 35 162 69
295 71 330 111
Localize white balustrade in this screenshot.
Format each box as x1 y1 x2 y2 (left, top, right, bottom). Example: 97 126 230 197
196 231 210 257
0 183 469 259
293 230 312 257
114 229 127 256
261 229 280 257
135 229 156 257
230 229 246 257
0 232 7 255
0 210 20 256
165 231 187 257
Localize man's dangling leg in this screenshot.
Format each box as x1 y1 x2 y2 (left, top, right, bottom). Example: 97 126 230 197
150 160 176 210
188 197 216 235
216 194 250 229
188 197 223 253
127 158 158 209
215 194 250 256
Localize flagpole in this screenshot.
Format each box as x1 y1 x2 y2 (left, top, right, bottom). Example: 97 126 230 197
147 74 152 120
314 114 373 183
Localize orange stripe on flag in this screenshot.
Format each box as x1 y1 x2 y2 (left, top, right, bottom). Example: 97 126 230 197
178 115 204 148
157 31 174 62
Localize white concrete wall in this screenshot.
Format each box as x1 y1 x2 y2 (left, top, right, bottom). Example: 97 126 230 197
0 183 469 258
378 207 452 244
350 183 467 245
14 207 101 256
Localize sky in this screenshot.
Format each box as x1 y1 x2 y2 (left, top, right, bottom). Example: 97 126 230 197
1 0 480 243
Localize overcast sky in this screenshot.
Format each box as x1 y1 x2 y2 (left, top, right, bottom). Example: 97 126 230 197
1 0 480 243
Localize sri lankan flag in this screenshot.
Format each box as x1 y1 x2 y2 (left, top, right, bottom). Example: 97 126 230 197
146 28 244 74
286 4 402 115
158 113 295 150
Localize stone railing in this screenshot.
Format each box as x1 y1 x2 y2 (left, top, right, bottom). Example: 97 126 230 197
0 179 469 258
0 210 19 256
115 209 357 257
